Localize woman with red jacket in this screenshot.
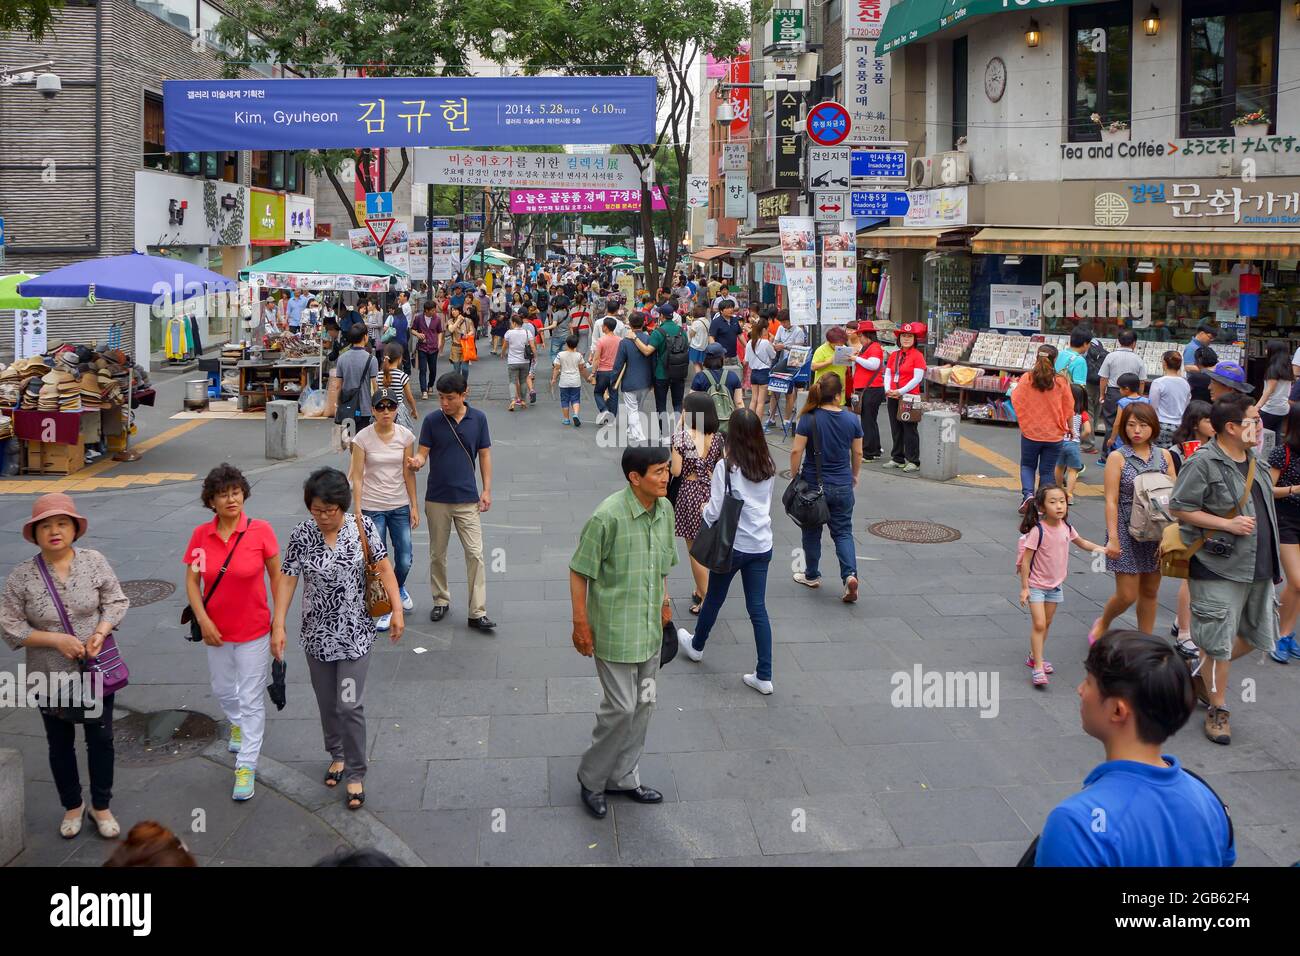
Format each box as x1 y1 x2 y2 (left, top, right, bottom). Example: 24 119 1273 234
852 321 887 461
882 322 927 471
1010 344 1075 514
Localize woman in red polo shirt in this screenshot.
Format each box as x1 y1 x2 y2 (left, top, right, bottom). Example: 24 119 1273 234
882 322 927 471
184 464 282 802
852 321 887 461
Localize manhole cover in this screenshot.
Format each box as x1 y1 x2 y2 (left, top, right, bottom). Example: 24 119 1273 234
868 520 962 544
114 709 218 767
120 579 176 607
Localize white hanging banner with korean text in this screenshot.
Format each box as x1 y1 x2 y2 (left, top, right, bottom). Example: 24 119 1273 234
845 6 891 145
724 171 748 219
413 149 644 190
820 221 857 326
778 215 818 326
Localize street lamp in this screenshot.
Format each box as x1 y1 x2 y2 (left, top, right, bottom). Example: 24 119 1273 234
716 101 735 124
1142 6 1160 36
1025 20 1040 48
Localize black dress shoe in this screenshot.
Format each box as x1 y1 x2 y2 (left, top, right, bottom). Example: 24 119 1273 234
579 783 607 819
430 605 449 623
605 785 662 804
467 616 497 630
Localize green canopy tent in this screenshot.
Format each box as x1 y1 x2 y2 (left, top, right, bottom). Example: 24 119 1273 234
238 242 409 291
598 245 636 257
876 0 1096 55
470 252 510 267
0 273 42 310
610 259 644 272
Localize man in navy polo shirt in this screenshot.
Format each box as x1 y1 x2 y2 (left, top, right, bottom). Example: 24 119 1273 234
708 301 742 363
1035 630 1234 866
407 372 497 631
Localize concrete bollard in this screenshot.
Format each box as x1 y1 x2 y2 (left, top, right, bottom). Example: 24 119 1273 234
920 409 960 481
0 748 24 865
266 400 299 460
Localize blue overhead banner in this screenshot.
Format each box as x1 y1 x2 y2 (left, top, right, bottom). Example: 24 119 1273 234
162 76 658 151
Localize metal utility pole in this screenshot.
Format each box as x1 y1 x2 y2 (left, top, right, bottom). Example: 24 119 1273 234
426 182 434 289
458 184 466 278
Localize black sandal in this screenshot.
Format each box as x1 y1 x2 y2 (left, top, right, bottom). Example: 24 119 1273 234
346 787 365 810
690 592 702 615
324 763 344 788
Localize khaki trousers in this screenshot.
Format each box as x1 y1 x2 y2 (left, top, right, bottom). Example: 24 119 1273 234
425 501 487 618
577 652 659 793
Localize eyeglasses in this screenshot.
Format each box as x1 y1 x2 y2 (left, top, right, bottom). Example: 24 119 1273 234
309 505 342 518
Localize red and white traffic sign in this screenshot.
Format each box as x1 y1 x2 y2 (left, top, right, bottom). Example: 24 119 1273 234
365 217 396 247
814 191 848 223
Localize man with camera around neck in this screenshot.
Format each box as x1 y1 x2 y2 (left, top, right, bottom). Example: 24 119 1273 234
1170 393 1282 746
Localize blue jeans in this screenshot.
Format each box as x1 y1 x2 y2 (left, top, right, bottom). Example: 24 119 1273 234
363 506 412 590
801 484 857 583
416 350 438 393
690 550 773 681
452 360 471 383
1019 437 1062 500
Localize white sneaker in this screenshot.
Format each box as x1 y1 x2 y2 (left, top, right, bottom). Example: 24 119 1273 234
901 462 920 473
743 673 774 695
375 612 392 631
793 572 821 589
677 627 703 662
400 588 414 611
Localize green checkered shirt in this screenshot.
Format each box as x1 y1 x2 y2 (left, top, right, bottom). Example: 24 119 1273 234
570 486 678 663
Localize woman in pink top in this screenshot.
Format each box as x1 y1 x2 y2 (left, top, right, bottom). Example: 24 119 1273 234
1016 486 1104 687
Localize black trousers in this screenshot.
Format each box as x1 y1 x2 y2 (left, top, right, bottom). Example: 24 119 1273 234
861 387 886 458
42 694 115 811
653 378 685 416
887 398 920 465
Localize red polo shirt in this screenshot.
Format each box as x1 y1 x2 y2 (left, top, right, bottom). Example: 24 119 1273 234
183 513 279 644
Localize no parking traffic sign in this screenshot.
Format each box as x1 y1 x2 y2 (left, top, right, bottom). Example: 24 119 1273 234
806 101 852 147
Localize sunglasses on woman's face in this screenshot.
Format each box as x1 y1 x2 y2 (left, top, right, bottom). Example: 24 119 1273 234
374 403 399 412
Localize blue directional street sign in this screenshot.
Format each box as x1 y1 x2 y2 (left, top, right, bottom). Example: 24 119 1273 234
430 217 451 229
851 190 910 217
466 214 485 228
851 149 908 179
365 191 394 216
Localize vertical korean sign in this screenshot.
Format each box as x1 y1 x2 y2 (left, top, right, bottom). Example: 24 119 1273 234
820 221 857 326
845 0 891 143
778 216 818 326
728 47 751 137
774 90 804 189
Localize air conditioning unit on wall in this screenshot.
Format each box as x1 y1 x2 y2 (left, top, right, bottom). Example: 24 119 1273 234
911 152 970 189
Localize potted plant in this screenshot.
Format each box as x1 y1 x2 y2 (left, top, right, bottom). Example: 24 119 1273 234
1232 110 1270 138
1091 113 1130 142
955 135 968 153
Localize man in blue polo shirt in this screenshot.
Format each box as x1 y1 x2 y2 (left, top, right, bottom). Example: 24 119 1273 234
708 301 742 362
1182 321 1218 369
407 372 496 631
285 290 306 334
1035 630 1235 866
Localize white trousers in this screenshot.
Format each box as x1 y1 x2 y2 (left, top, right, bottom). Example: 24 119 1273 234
621 388 651 443
206 633 271 770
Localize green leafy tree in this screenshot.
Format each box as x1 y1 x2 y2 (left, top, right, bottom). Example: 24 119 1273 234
0 0 61 38
456 0 763 289
214 0 471 228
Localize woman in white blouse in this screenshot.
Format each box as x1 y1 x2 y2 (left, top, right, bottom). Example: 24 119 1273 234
745 320 778 419
676 409 777 694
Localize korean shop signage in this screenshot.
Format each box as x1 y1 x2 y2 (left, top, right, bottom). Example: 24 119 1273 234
757 189 798 228
1090 179 1300 227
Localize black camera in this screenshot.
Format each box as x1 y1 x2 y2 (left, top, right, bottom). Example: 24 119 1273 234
1202 536 1235 557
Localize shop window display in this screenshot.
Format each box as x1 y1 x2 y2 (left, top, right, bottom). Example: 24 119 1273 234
922 253 971 353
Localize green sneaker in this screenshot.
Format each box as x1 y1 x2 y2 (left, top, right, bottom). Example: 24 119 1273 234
232 767 255 801
228 725 242 754
901 462 920 472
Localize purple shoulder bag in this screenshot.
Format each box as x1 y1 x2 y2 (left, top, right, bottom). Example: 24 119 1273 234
36 555 130 696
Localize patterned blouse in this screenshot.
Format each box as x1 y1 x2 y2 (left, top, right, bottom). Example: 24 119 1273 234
0 549 129 680
280 514 387 662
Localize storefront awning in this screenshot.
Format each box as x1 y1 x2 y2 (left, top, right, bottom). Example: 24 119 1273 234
971 227 1300 260
856 227 970 251
738 231 779 246
750 245 785 261
877 0 1095 56
690 247 743 261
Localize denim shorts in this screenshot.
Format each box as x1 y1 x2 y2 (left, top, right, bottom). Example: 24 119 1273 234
750 368 770 386
559 386 582 406
1058 441 1083 471
689 347 705 364
1028 586 1063 604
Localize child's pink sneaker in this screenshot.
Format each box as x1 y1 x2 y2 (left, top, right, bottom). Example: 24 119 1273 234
1032 667 1049 688
1024 656 1054 674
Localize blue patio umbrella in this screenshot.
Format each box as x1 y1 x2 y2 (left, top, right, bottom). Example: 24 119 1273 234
17 251 236 305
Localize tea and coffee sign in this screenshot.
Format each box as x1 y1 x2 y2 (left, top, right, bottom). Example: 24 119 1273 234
1060 134 1300 180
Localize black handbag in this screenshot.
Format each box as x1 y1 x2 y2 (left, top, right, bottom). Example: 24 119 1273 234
180 530 246 642
660 621 678 667
689 462 743 574
782 410 830 529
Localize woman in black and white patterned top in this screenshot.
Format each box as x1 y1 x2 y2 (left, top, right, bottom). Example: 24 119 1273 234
274 467 402 810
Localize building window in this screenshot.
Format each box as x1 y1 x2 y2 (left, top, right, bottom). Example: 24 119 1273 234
952 37 968 148
1181 0 1277 137
251 150 271 188
143 94 167 170
1069 1 1131 142
133 0 194 34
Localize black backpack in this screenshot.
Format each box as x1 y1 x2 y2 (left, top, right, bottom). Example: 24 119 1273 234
665 326 690 381
1085 340 1109 385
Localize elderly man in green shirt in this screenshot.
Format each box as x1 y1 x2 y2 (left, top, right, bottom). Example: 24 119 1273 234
570 445 678 818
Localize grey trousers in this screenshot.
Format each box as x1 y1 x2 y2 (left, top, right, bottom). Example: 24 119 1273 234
577 652 659 793
305 653 371 783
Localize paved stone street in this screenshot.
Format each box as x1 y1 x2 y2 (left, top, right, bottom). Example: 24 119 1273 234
2 355 1298 866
